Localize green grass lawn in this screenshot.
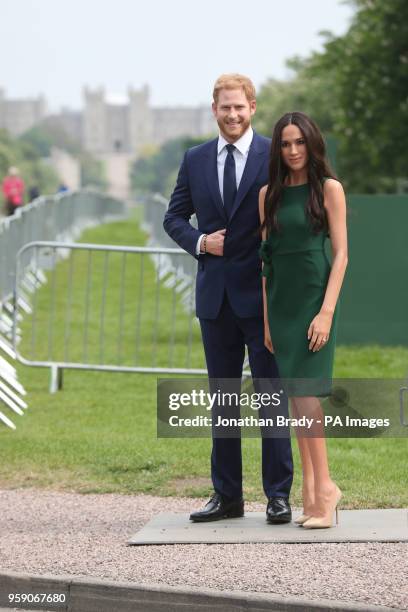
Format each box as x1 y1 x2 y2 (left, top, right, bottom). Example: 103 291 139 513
1 209 407 508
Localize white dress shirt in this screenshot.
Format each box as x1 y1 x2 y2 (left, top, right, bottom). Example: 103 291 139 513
196 126 254 255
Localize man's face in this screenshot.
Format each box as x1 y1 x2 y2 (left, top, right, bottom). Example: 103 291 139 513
212 88 256 143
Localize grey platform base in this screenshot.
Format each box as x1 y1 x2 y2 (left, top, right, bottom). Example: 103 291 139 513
128 509 408 545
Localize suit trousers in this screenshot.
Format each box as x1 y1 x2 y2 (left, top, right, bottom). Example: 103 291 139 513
199 292 293 500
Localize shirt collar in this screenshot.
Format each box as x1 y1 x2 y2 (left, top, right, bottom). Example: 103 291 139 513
217 126 254 155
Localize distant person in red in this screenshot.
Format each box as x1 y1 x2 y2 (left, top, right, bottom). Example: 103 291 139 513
2 166 25 216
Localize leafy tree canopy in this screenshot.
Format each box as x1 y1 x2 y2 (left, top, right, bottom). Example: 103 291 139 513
19 122 107 190
255 0 408 193
0 128 59 199
131 136 207 198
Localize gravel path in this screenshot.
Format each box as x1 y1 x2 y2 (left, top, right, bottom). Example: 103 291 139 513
0 489 407 610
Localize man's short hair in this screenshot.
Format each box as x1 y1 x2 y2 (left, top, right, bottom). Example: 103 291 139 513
213 73 256 104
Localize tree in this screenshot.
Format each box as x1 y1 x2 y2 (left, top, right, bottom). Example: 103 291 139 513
131 136 208 198
254 56 338 138
19 121 80 157
255 0 408 193
19 122 107 190
314 0 408 192
0 129 59 198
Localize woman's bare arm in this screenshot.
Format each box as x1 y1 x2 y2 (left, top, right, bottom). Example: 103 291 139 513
308 178 348 351
321 179 348 314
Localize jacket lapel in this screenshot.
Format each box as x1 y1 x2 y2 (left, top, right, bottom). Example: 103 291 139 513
229 133 267 221
204 139 227 222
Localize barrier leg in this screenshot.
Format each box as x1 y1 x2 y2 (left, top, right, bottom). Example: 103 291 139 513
49 365 63 393
400 387 408 426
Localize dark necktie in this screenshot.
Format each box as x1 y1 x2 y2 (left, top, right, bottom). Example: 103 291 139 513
223 144 237 218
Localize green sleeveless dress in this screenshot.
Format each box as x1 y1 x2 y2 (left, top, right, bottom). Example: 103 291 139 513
259 183 338 396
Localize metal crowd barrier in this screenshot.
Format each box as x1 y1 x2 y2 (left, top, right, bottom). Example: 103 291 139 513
138 193 253 369
1 190 128 426
10 193 251 394
5 191 253 410
138 193 174 246
1 190 127 303
13 241 207 393
138 192 199 280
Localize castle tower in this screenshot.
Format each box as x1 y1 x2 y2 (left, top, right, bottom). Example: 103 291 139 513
82 86 107 153
128 84 152 157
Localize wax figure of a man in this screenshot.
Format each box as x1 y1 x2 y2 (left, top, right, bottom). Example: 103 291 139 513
163 74 293 523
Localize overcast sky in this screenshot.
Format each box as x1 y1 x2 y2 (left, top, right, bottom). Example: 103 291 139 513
0 0 354 112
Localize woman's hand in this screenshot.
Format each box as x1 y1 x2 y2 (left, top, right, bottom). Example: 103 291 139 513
264 324 274 353
307 310 333 352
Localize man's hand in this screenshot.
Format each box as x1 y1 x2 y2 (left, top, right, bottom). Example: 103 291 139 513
203 229 226 256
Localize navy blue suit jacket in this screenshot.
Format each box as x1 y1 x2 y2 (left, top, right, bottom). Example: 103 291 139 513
163 131 271 319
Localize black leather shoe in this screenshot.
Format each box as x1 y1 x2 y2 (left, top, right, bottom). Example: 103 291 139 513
189 493 244 522
266 497 292 524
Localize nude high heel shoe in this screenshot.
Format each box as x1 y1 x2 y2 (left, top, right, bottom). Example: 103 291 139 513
295 490 314 525
294 513 311 525
302 485 342 529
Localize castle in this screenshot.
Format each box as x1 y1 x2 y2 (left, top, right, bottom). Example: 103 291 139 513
0 88 47 137
0 86 216 198
0 85 216 155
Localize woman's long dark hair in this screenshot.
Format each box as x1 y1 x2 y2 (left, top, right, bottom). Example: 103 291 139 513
261 111 337 237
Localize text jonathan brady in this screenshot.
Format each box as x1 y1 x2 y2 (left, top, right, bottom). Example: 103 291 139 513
167 415 390 429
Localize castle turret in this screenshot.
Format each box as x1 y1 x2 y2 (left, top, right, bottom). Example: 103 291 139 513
128 84 153 156
82 86 107 153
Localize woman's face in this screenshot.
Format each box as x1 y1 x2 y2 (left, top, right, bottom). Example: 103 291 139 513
280 124 308 172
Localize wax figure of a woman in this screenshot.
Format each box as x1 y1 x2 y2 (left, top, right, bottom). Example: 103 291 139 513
259 111 348 529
